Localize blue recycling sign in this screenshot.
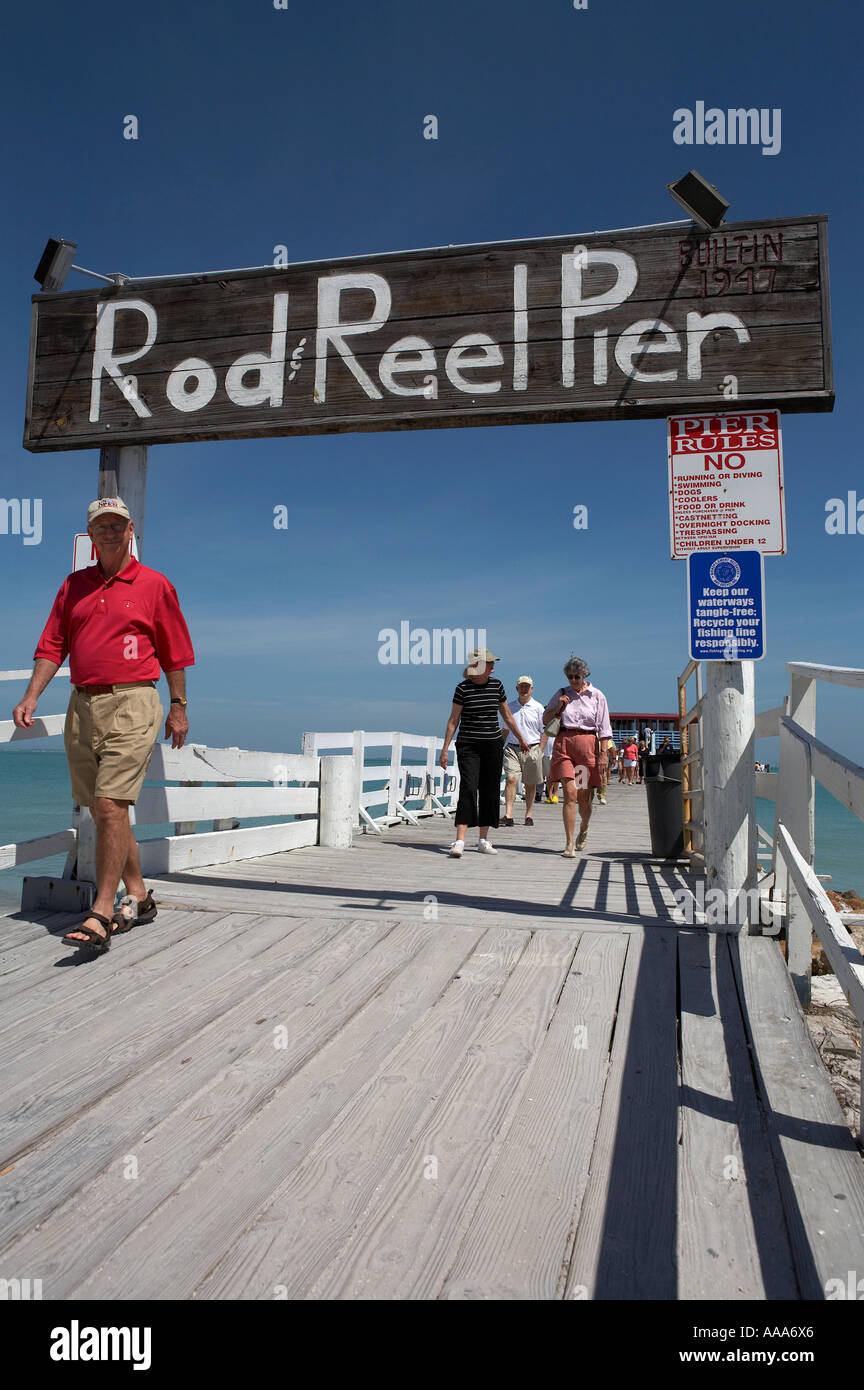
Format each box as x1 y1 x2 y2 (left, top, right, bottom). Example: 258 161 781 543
688 550 765 660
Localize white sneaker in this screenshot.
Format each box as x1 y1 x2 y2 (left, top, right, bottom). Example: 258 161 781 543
448 841 464 857
477 839 498 854
598 796 607 805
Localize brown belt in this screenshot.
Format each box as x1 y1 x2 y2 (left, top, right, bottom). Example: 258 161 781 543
561 727 597 734
75 682 155 695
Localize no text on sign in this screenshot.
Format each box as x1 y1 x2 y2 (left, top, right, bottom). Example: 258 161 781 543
668 409 786 557
688 550 765 661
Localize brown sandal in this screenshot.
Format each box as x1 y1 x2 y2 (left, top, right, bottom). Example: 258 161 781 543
113 890 158 935
63 912 114 953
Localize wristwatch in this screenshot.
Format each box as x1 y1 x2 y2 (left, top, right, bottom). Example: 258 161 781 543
170 697 187 707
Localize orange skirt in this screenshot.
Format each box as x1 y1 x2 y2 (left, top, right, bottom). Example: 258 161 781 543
550 731 602 787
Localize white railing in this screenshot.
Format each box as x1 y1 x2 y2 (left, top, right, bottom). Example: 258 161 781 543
677 659 704 868
0 705 466 900
0 669 74 873
755 662 864 1135
0 726 322 881
301 730 461 834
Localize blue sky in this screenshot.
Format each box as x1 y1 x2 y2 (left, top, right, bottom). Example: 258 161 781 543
1 0 862 762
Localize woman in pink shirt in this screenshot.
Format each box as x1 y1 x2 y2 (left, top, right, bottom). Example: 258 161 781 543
543 657 612 857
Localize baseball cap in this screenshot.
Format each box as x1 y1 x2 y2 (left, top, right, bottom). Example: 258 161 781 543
87 496 131 524
516 675 533 687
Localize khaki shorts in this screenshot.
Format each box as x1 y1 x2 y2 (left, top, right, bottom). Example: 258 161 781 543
503 742 544 785
64 684 163 805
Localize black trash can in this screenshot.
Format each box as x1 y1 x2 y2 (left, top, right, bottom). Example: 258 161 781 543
644 753 684 860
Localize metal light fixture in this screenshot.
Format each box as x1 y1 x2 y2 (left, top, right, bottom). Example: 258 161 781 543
666 171 729 229
34 238 129 290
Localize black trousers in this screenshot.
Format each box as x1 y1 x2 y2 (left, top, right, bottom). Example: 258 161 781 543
455 739 504 829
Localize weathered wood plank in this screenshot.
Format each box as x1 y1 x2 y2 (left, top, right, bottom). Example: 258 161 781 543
136 818 317 874
305 930 580 1299
0 907 250 1036
676 933 798 1299
25 216 831 452
0 910 326 1160
728 935 864 1299
61 922 481 1298
148 744 318 783
0 916 407 1263
30 219 823 360
564 929 680 1298
0 829 75 870
27 324 831 452
438 931 628 1299
0 906 214 1004
194 926 532 1299
136 784 317 822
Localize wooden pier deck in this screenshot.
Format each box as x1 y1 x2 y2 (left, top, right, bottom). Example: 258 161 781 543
1 784 863 1300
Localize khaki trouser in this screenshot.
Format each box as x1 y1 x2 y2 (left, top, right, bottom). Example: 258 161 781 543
64 683 163 805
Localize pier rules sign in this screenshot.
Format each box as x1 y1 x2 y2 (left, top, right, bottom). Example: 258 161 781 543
688 550 765 660
24 214 831 452
668 409 786 557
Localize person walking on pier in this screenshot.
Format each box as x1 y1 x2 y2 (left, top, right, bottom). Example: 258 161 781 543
502 676 545 826
637 737 650 785
622 737 639 786
543 657 612 857
439 648 530 857
12 497 194 952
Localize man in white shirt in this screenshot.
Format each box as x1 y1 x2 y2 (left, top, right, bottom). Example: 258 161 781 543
502 676 546 825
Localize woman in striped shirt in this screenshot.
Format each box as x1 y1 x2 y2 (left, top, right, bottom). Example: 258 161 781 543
439 648 529 858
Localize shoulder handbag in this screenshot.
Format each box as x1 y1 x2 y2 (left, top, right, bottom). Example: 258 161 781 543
544 689 567 738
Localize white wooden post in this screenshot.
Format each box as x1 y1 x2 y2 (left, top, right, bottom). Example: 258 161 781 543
213 782 237 832
387 733 403 822
777 677 816 1005
351 731 364 828
774 674 816 904
99 445 148 557
424 736 435 813
319 756 355 847
701 660 757 931
174 781 201 836
692 661 704 861
75 805 98 884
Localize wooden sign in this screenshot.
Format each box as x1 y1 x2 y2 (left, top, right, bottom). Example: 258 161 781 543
23 215 832 452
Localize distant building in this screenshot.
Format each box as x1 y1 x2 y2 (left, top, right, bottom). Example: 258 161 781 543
610 712 681 749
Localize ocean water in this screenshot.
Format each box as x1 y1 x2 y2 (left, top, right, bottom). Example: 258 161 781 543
0 749 861 914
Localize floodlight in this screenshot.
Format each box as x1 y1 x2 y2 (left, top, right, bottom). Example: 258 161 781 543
666 171 729 229
34 238 130 290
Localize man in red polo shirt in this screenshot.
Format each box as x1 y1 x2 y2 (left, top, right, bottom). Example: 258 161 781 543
12 497 194 952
